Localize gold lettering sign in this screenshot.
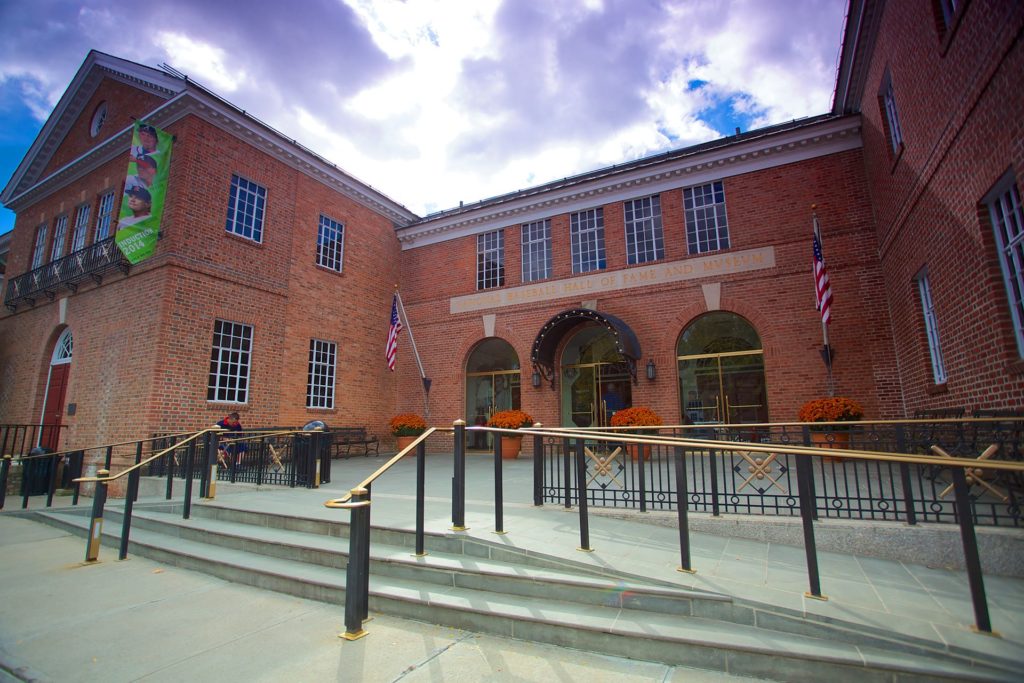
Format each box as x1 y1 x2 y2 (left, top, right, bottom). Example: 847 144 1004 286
450 246 775 314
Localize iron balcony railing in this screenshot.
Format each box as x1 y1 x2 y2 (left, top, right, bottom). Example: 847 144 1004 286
4 237 130 311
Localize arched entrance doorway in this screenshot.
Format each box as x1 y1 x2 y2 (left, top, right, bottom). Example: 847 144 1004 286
677 312 767 424
40 328 73 450
466 338 520 450
560 327 632 427
530 308 642 428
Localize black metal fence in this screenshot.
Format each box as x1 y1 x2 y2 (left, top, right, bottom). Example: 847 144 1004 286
540 419 1024 527
3 236 130 311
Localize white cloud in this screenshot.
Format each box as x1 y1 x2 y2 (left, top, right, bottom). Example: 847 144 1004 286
154 32 247 93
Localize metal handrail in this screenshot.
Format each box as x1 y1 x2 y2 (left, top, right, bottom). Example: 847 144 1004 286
493 426 1024 473
543 416 1024 429
74 429 216 483
12 429 205 462
325 428 437 507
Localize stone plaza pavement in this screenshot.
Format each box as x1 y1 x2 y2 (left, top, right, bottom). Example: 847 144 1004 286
1 452 1022 682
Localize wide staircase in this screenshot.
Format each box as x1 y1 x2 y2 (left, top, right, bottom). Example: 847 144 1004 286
30 493 1018 683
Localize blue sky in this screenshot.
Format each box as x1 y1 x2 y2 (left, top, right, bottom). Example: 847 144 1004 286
0 0 847 234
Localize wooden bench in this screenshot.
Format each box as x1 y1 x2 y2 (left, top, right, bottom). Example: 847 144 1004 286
331 427 380 458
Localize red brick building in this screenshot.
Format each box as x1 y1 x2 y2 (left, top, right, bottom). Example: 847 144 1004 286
1 0 1021 456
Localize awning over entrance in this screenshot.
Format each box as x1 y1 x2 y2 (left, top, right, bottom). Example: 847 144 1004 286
531 308 642 386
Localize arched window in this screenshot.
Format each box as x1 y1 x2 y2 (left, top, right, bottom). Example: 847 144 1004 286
52 329 73 365
677 312 767 424
466 339 520 449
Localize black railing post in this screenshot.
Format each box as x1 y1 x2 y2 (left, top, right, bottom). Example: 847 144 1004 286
452 420 467 530
637 437 648 513
104 445 113 470
708 445 720 517
165 444 175 501
256 439 265 487
21 456 30 510
85 471 110 563
46 453 59 508
132 441 143 502
574 438 592 552
674 446 694 573
290 433 300 488
795 453 826 600
800 426 820 520
415 439 426 556
204 431 219 499
562 437 572 509
533 424 544 507
71 450 84 506
894 426 917 525
119 467 141 560
0 455 10 510
951 466 992 633
341 488 370 641
494 433 505 534
183 440 196 520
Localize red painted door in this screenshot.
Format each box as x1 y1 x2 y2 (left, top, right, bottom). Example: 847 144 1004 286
41 364 69 450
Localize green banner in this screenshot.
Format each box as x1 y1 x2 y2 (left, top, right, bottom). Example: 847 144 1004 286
115 122 173 264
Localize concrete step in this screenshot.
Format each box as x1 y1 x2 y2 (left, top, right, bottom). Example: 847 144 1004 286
32 506 1016 682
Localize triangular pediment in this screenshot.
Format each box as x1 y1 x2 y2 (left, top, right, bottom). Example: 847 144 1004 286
1 50 184 205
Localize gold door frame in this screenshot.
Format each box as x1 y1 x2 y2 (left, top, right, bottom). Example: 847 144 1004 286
561 361 631 427
677 349 766 424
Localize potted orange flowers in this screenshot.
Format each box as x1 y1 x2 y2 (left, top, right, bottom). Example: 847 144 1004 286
797 397 863 460
486 409 534 459
610 406 663 460
389 413 427 452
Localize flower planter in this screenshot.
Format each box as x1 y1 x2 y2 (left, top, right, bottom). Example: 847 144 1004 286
395 435 418 452
500 435 523 459
627 443 651 461
810 431 849 463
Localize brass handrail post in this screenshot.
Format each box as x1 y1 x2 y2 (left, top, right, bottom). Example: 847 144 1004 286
574 437 592 552
414 439 426 556
795 453 827 601
451 420 467 531
46 451 59 508
341 488 371 641
493 432 505 534
0 455 11 510
562 436 572 509
674 445 695 573
119 442 143 560
183 440 196 520
532 423 544 507
85 470 110 563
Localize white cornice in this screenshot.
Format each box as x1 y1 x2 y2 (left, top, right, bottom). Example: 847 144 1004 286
396 116 862 250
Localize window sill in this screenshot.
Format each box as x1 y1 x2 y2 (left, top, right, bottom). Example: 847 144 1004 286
925 383 949 396
225 231 264 248
306 407 338 414
314 264 344 277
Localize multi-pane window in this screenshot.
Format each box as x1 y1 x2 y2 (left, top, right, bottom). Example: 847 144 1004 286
306 339 337 409
316 214 345 272
521 219 552 282
71 204 91 253
94 191 115 242
207 319 253 403
31 224 47 269
476 229 505 290
50 215 68 262
225 175 267 243
684 181 729 254
570 208 606 273
881 71 904 154
916 270 947 384
624 195 664 264
987 173 1024 358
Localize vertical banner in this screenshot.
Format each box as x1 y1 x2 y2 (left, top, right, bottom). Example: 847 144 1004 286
115 122 173 264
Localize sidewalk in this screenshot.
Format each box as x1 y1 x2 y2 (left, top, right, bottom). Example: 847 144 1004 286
0 515 762 682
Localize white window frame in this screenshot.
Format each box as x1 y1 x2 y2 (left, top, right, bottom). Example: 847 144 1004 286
986 171 1024 358
915 269 947 384
570 207 606 274
31 224 47 269
306 339 337 409
683 181 729 254
50 215 68 262
521 219 552 282
316 214 345 272
476 229 505 290
207 319 253 404
225 175 267 243
624 195 664 264
881 70 904 154
71 204 91 253
94 191 115 243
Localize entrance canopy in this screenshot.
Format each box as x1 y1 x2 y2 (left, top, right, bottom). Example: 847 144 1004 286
531 308 641 386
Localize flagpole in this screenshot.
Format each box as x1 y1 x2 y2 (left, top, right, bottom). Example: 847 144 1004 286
813 206 836 397
394 288 431 418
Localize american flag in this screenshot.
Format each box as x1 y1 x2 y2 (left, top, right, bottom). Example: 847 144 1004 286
386 293 403 370
813 215 833 325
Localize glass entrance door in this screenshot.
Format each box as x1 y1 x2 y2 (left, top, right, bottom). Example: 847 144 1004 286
467 372 520 449
679 350 767 424
561 361 632 427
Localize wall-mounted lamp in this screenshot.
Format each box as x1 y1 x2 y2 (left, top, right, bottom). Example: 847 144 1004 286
531 369 542 388
646 359 657 381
